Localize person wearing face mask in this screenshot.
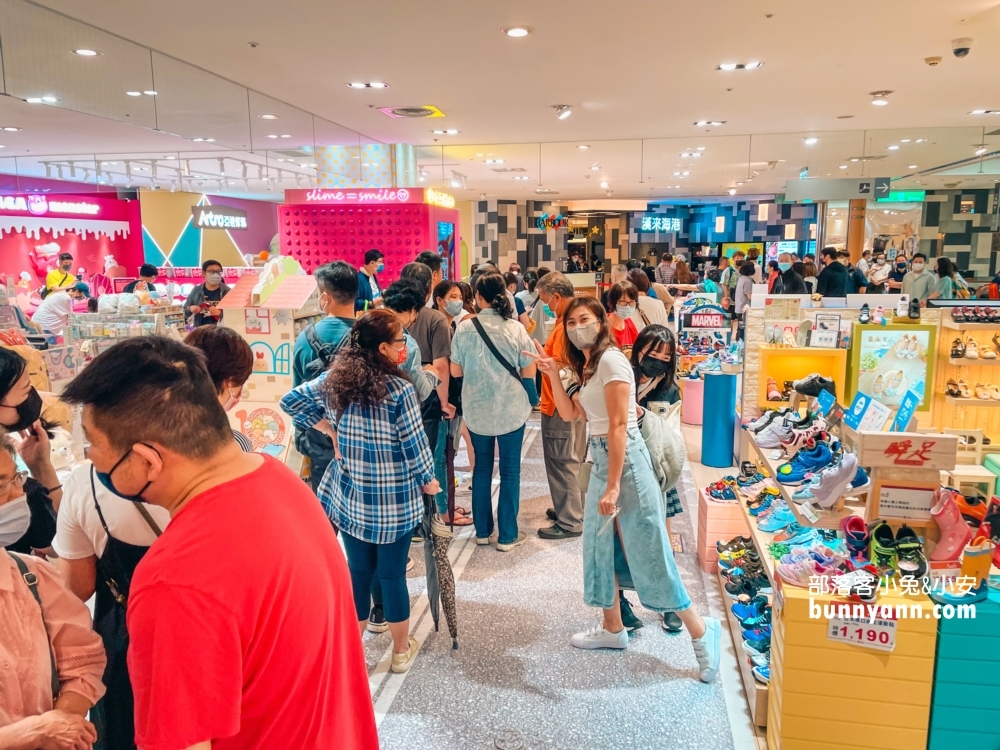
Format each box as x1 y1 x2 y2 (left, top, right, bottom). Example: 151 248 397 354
528 299 721 677
2 437 108 750
185 326 255 452
450 272 536 551
606 281 640 358
887 256 908 292
774 253 807 295
866 252 890 294
356 249 385 312
61 336 378 748
43 252 77 296
902 253 938 305
815 247 851 297
283 311 438 675
184 259 230 327
32 281 91 336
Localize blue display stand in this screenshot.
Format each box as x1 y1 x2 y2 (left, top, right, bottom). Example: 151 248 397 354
701 373 736 468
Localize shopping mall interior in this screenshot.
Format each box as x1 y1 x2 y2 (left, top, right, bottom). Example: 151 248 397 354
0 1 999 749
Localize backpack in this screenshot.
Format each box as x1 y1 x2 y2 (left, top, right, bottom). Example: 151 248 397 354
293 323 349 467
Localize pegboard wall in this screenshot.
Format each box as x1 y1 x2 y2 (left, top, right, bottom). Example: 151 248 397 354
278 203 434 278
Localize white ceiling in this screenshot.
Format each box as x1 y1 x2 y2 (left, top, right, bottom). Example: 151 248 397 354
7 0 1000 200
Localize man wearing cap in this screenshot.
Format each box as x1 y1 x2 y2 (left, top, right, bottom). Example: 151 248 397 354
32 281 90 335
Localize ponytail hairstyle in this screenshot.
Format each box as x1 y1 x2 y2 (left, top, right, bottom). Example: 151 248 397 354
523 270 539 294
457 281 476 315
322 310 408 411
475 271 514 320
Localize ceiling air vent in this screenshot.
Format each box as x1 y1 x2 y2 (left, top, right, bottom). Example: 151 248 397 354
378 105 445 119
843 155 888 162
492 167 527 173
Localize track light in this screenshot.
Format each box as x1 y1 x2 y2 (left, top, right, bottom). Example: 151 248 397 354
728 188 737 195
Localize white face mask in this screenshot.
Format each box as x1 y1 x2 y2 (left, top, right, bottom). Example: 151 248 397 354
223 388 241 412
912 263 924 272
0 495 30 547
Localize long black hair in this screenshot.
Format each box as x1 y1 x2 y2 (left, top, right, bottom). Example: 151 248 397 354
563 297 615 385
475 272 514 320
0 348 27 401
630 325 677 389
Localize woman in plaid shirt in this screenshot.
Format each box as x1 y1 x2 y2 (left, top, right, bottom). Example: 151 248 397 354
281 311 439 674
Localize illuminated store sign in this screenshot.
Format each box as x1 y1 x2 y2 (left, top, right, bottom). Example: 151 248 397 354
285 187 456 208
0 195 100 216
425 188 455 209
537 213 568 230
193 205 248 230
640 216 682 232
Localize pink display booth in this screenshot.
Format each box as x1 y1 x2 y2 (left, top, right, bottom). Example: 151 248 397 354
278 187 459 281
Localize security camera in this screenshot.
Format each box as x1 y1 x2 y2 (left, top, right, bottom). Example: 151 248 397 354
952 38 972 58
925 56 942 67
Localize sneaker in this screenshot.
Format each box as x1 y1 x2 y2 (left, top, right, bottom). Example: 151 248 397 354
777 560 827 588
808 453 859 509
850 465 870 491
741 637 770 657
717 535 753 554
619 593 644 632
791 474 822 503
367 607 389 634
537 523 583 540
496 531 528 552
793 374 836 398
781 426 828 455
841 515 870 558
868 520 897 575
758 506 795 533
776 442 834 486
662 611 683 633
571 626 629 650
740 609 772 630
756 419 797 449
749 652 771 668
748 493 776 517
720 551 759 571
390 636 420 673
742 626 772 643
691 617 721 683
411 534 424 544
752 664 771 684
476 533 498 546
731 595 769 620
895 524 928 578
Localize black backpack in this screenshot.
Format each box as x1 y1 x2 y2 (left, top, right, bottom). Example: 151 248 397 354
293 323 348 467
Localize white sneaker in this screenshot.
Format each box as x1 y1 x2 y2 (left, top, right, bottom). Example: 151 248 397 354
571 626 628 650
496 531 528 552
810 452 858 509
692 617 721 683
476 533 498 546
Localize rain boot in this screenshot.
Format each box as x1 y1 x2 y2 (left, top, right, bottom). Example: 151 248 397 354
930 489 972 562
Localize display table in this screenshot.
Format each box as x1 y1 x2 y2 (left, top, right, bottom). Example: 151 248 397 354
680 377 704 425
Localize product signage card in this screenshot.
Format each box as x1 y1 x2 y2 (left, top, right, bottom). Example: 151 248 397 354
816 389 837 416
843 393 872 431
877 484 936 520
858 398 892 431
764 297 800 321
891 390 920 432
827 612 897 652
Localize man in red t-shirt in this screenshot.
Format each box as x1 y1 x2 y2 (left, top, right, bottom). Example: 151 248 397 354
61 337 378 750
534 272 587 541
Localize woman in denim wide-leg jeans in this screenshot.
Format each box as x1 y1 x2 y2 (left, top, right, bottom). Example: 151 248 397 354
450 272 536 552
529 297 722 683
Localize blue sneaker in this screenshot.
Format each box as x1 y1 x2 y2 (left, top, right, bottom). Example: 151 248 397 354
742 626 772 643
752 664 771 684
758 507 795 532
731 595 769 620
748 494 775 516
851 465 870 489
776 443 834 486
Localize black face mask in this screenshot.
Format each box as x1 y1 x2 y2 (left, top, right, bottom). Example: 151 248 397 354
1 387 43 432
640 358 670 378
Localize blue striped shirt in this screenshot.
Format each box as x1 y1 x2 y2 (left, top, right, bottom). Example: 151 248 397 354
280 372 434 544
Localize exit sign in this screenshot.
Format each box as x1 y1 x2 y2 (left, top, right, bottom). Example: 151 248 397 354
876 190 926 203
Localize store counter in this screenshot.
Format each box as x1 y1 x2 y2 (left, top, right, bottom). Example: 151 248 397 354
565 273 597 298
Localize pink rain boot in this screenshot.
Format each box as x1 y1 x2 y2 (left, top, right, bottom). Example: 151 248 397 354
930 489 973 561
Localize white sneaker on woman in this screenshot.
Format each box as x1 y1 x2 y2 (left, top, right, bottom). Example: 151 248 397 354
571 626 628 650
691 617 721 682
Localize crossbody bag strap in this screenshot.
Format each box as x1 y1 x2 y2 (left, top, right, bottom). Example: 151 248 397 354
132 502 162 537
470 316 519 381
638 308 650 326
7 552 60 700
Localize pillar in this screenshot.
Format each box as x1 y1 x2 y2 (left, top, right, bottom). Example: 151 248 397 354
846 198 867 263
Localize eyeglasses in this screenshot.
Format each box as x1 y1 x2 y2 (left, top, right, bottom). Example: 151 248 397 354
0 470 28 494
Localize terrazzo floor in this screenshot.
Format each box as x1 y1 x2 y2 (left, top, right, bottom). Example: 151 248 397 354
361 417 763 750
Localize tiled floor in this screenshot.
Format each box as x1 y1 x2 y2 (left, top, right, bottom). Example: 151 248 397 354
364 416 761 749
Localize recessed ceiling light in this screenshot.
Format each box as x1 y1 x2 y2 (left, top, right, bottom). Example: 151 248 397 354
267 134 278 139
870 90 892 106
908 165 918 169
1 127 20 132
716 62 763 71
590 165 600 171
431 129 459 135
280 134 291 138
900 138 911 143
26 98 42 104
348 82 367 89
126 91 141 97
578 144 589 150
736 181 744 186
975 145 988 156
599 181 609 188
258 114 278 119
718 63 738 71
850 158 860 162
887 145 899 150
73 49 100 56
803 137 819 145
555 105 572 120
728 188 737 195
368 82 387 89
694 120 726 126
969 109 1000 115
673 171 681 176
345 82 390 89
697 146 706 150
744 61 763 69
915 138 926 143
503 26 533 37
839 165 848 169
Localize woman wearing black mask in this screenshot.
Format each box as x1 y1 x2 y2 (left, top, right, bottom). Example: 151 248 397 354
0 348 62 553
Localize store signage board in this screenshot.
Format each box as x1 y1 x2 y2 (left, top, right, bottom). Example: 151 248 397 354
283 187 455 208
827 613 897 652
877 483 936 521
890 390 920 432
0 194 101 217
858 431 958 471
639 216 682 232
764 297 801 321
192 205 247 230
816 389 837 416
682 304 727 329
785 177 891 202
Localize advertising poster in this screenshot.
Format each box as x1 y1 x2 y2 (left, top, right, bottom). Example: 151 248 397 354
849 324 936 412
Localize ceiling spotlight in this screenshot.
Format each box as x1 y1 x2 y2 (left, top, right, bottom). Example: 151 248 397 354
900 139 911 143
280 134 291 138
870 90 892 106
42 96 58 103
590 165 600 171
736 181 744 186
503 26 533 37
850 158 860 162
975 145 988 156
578 144 589 150
728 188 737 195
258 114 278 120
908 165 918 169
839 165 848 169
368 82 387 89
803 137 819 145
887 145 900 150
348 82 367 89
126 91 141 97
697 146 706 150
555 105 572 120
484 158 505 164
431 129 459 135
25 98 42 104
1 127 19 132
143 90 157 96
718 63 738 71
744 61 763 69
345 82 390 89
599 181 609 188
267 134 278 139
916 138 926 143
73 49 100 56
192 137 204 142
694 120 726 126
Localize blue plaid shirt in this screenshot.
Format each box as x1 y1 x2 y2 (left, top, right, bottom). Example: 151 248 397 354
280 372 434 544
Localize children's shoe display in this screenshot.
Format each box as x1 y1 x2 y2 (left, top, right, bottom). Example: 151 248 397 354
841 515 870 561
954 493 988 525
752 664 771 684
929 531 995 606
858 303 871 324
776 442 835 486
741 637 770 657
717 535 753 554
731 595 769 620
849 465 870 491
807 452 859 509
930 488 973 562
758 506 796 533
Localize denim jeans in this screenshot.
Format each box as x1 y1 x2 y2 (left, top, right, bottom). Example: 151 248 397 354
433 420 449 515
468 424 525 545
340 527 415 623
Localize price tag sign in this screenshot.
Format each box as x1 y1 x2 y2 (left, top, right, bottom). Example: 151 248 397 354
827 613 897 652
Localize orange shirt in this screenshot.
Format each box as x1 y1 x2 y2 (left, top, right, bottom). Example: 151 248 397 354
540 317 568 417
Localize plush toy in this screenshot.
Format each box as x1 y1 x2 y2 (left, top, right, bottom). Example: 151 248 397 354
28 242 61 278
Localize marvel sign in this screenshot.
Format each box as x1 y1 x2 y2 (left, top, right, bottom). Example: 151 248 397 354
683 312 725 328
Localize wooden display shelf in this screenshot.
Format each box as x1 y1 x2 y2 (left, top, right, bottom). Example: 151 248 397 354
718 570 769 728
944 395 1000 407
756 346 848 409
946 357 1000 366
941 319 1000 331
746 434 865 530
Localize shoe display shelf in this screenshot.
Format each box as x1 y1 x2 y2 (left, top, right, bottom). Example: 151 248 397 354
756 346 848 409
697 487 753 573
927 589 1000 750
935 318 1000 445
718 565 770 727
941 317 1000 332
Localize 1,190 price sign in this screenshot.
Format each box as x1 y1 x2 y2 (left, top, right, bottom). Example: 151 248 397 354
826 614 897 652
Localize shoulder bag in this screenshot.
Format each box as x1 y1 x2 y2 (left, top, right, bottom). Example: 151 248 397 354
7 552 60 699
470 317 539 407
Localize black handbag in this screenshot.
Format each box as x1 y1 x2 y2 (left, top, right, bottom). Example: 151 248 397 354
470 317 539 406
